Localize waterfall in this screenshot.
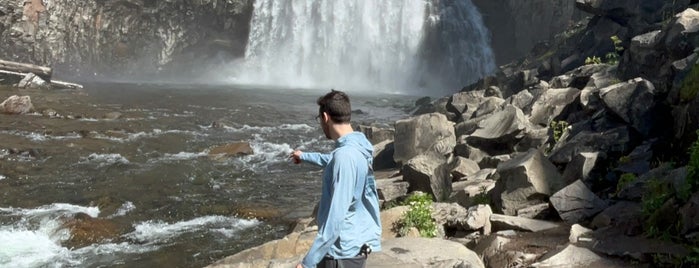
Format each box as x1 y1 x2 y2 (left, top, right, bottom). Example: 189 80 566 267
236 0 495 95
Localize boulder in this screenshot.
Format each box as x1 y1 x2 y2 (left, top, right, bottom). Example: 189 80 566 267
376 176 409 206
490 214 561 232
468 105 530 155
61 213 120 249
380 206 409 239
431 202 470 232
569 224 593 244
449 156 480 181
530 244 618 268
472 96 505 118
402 154 451 201
373 140 397 170
465 204 493 235
516 203 552 219
208 142 253 157
452 179 496 208
412 97 456 121
562 151 606 184
590 227 689 261
550 180 608 223
548 125 632 165
506 89 534 112
528 87 581 126
17 72 47 89
358 125 394 145
369 237 485 268
492 149 565 215
1 95 34 114
600 77 667 138
393 113 456 164
590 201 643 235
550 64 610 89
447 90 484 121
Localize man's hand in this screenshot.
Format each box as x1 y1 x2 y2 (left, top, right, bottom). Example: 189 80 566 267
289 150 302 164
296 263 303 268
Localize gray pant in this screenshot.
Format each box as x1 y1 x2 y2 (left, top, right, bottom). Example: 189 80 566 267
317 255 367 268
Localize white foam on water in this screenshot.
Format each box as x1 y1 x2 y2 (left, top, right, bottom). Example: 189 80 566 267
223 123 315 134
0 175 6 181
109 202 136 218
79 153 130 168
90 129 206 143
0 203 101 267
126 216 259 244
78 118 99 122
158 151 208 161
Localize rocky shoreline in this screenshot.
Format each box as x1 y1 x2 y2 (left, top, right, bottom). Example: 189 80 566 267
207 3 699 268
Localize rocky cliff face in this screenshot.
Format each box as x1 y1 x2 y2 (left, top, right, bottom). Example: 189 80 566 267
472 0 584 65
0 0 253 78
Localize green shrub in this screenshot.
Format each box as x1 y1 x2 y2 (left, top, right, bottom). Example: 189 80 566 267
605 35 623 65
680 65 699 103
679 130 699 201
550 120 569 143
398 192 437 238
585 56 602 65
616 173 637 194
471 186 491 206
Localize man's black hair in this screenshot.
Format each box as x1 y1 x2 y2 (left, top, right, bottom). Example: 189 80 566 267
317 89 351 123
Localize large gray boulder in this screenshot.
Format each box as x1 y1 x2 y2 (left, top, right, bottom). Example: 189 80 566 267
531 244 623 268
468 105 530 155
548 125 632 165
402 154 451 201
600 77 667 138
373 140 397 171
449 156 480 181
492 149 565 215
376 176 409 207
447 90 484 121
550 180 608 223
490 214 561 232
1 95 34 114
394 113 456 164
368 237 485 268
562 151 606 184
529 87 580 126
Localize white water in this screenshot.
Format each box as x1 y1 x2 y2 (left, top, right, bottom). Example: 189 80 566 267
0 204 258 267
234 0 496 95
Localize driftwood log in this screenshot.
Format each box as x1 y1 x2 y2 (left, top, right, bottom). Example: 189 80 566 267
0 59 52 81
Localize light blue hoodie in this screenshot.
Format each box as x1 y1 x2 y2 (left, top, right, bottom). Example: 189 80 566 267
299 132 382 268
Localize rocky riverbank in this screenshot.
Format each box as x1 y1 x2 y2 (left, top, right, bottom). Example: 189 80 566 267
208 2 699 268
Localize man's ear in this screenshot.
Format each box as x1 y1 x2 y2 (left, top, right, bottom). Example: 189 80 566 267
322 112 330 123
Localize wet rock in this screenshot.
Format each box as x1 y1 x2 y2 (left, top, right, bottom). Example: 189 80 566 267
41 108 58 117
103 112 122 120
550 180 608 223
1 95 34 114
61 212 120 249
232 203 281 220
205 227 317 267
208 142 253 157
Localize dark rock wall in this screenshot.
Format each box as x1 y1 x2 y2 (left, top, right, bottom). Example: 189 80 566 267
0 0 253 78
472 0 584 65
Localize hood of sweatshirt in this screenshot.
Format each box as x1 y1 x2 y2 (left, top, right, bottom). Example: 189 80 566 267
336 131 373 163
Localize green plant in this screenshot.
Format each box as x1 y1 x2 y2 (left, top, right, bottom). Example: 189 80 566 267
585 56 602 65
680 64 699 103
616 173 636 194
605 35 623 65
471 186 491 206
618 155 632 165
550 120 569 143
398 192 437 238
680 130 699 201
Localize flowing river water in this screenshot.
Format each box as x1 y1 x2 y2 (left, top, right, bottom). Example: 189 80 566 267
0 83 415 267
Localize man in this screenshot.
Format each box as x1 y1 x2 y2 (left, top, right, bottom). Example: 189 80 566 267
289 90 382 268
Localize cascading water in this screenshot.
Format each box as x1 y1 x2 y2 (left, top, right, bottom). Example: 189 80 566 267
235 0 496 95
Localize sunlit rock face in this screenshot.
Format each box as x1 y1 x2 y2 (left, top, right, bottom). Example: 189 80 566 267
0 0 253 78
236 0 496 95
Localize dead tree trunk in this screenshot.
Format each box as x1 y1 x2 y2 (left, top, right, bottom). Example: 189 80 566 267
0 59 52 81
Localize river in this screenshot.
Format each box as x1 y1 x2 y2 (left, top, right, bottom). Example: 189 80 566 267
0 82 415 267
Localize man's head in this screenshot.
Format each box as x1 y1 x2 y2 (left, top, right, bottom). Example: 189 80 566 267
317 89 351 123
317 89 352 139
